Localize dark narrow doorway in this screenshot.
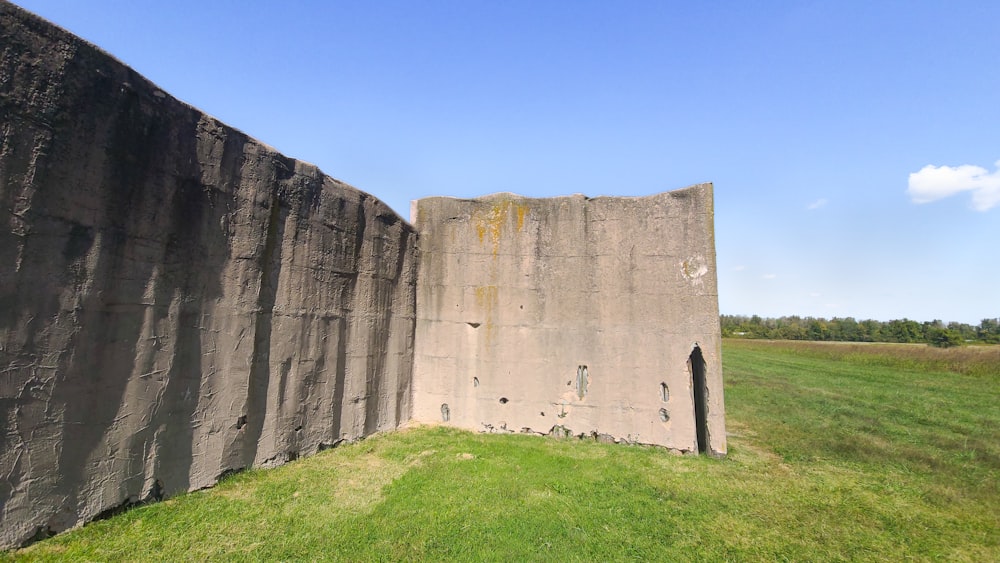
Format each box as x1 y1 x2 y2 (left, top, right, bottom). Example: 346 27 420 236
689 345 709 454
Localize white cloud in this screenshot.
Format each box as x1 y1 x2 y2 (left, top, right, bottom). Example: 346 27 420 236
806 198 828 210
809 292 821 298
762 273 777 279
907 159 1000 211
733 265 746 271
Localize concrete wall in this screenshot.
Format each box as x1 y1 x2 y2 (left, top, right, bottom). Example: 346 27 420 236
0 2 416 548
1 0 726 549
411 189 726 454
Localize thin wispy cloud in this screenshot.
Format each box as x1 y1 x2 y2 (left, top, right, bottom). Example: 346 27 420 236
806 198 828 210
733 265 746 271
908 159 1000 211
762 273 777 280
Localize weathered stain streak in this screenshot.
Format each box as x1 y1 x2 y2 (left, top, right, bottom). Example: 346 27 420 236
473 199 530 257
473 285 499 345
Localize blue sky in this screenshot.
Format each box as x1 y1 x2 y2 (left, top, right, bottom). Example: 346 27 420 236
14 0 999 324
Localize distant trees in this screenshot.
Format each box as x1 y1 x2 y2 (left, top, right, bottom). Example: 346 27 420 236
720 315 1000 346
980 318 1000 343
926 327 962 348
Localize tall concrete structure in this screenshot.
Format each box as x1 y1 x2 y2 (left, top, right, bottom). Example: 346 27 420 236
1 2 416 547
410 192 725 454
0 1 724 549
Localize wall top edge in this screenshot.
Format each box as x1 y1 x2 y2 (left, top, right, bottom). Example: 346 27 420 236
2 0 412 229
412 183 713 206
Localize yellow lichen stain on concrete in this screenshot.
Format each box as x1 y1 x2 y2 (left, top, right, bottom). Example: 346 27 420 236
474 285 498 308
472 199 530 257
474 285 499 344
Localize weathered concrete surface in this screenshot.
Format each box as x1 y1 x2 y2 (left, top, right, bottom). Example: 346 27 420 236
411 188 726 454
1 0 729 549
0 1 416 548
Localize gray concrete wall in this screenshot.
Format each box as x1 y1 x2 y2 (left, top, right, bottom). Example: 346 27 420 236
411 189 726 454
1 0 727 549
0 2 416 548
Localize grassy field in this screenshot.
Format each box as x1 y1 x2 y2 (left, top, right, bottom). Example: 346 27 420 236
8 340 999 561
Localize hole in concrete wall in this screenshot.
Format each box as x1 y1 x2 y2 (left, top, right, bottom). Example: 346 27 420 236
216 467 247 482
659 408 670 422
93 477 163 524
540 411 545 416
93 498 133 523
318 439 346 452
690 345 709 454
441 403 450 422
660 382 669 402
473 377 479 387
149 478 164 502
20 526 55 548
576 365 589 400
499 397 509 404
294 425 303 432
288 451 299 462
236 415 247 429
467 322 481 328
215 467 247 483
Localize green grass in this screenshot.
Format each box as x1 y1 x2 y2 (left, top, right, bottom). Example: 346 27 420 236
8 340 999 561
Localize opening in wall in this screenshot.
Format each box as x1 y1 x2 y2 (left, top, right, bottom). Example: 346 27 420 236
689 346 708 454
576 365 589 400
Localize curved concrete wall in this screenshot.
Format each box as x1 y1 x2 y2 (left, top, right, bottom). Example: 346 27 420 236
1 2 416 547
410 189 726 454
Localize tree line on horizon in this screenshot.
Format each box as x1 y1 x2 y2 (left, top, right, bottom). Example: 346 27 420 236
720 315 1000 347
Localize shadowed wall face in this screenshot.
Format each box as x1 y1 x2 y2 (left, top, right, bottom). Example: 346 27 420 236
0 2 416 548
410 188 726 454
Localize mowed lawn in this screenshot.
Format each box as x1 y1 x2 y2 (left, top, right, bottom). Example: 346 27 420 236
9 340 999 561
